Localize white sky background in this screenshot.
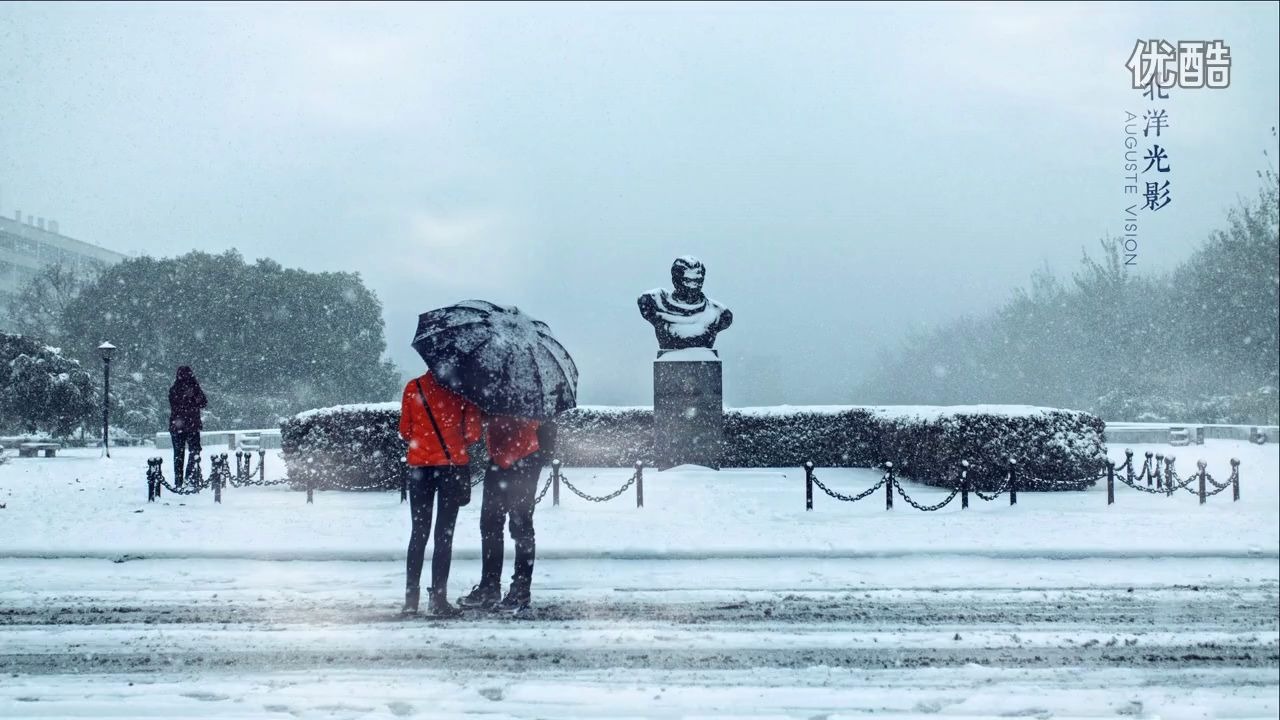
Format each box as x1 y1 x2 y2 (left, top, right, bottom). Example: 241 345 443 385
1 2 1277 405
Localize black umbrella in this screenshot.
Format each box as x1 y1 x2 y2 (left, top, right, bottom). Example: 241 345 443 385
411 300 578 420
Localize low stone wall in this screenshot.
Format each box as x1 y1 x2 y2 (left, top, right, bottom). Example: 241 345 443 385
154 428 283 450
1103 423 1277 445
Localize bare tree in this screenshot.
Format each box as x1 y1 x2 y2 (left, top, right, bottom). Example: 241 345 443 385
5 263 98 344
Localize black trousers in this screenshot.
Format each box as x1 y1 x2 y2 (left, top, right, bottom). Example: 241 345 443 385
170 431 202 483
479 454 542 589
406 465 466 594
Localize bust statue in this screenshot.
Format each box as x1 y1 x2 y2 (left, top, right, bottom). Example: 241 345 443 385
637 256 733 357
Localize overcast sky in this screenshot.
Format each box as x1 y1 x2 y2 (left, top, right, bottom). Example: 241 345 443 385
2 2 1277 406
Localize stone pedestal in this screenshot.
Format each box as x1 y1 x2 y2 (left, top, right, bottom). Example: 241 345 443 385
653 351 723 470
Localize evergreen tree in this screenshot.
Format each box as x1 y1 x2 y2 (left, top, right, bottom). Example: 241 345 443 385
59 250 400 433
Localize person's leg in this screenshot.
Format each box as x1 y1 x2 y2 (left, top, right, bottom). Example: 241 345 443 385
479 464 511 588
427 466 464 617
170 432 184 483
503 457 543 606
430 467 463 596
186 432 203 484
403 468 434 612
461 466 509 608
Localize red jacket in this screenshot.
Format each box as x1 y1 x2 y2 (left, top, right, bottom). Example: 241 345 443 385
486 416 541 470
399 373 482 467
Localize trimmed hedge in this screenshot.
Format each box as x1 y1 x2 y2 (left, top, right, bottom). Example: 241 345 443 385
281 403 406 492
282 403 1106 492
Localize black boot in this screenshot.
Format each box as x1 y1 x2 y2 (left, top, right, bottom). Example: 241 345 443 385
428 587 462 618
401 586 420 615
496 579 531 612
458 583 502 610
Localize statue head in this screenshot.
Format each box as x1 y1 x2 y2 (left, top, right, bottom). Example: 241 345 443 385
670 256 705 297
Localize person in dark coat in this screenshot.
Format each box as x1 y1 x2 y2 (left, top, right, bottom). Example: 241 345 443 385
458 417 556 612
168 366 208 484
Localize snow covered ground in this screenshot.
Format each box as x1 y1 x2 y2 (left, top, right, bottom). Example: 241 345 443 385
1 440 1276 718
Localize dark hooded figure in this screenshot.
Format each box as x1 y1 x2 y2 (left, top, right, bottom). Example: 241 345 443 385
168 366 208 483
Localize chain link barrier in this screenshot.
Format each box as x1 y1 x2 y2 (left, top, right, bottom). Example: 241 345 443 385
533 473 554 505
560 471 638 503
803 449 1241 513
1107 452 1240 505
972 475 1011 502
809 470 886 503
227 450 289 488
147 456 204 497
1117 472 1168 494
142 444 1242 512
892 478 962 512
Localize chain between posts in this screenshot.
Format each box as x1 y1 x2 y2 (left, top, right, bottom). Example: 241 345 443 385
1109 450 1239 504
534 471 554 505
807 465 886 504
892 478 961 512
559 468 639 503
147 455 204 497
806 459 1020 512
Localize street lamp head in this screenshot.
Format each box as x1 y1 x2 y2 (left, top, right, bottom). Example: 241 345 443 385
97 341 116 361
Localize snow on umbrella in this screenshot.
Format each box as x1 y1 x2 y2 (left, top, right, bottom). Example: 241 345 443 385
411 300 578 420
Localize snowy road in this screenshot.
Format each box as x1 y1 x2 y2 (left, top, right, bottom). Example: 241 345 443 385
2 556 1277 718
2 442 1276 716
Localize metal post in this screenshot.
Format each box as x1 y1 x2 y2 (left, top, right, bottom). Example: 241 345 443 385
214 457 222 504
804 461 814 511
1153 453 1163 488
1197 460 1206 505
635 461 644 508
552 459 561 507
1008 458 1017 506
1107 461 1115 506
960 460 969 510
884 462 894 511
1231 458 1240 501
101 356 111 458
147 459 156 502
258 449 266 482
1165 455 1176 491
154 462 162 499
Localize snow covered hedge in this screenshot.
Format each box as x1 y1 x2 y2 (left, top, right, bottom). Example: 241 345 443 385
282 403 1105 492
281 403 406 491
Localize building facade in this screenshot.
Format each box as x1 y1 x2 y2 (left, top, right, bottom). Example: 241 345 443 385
0 211 125 330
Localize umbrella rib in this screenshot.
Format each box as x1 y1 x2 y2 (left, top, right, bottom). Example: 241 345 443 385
525 344 548 418
535 336 578 388
533 341 576 411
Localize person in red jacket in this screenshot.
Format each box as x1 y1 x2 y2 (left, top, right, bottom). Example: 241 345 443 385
458 416 555 612
398 370 482 617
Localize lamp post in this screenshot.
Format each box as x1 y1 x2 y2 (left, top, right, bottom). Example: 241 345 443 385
98 342 116 458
